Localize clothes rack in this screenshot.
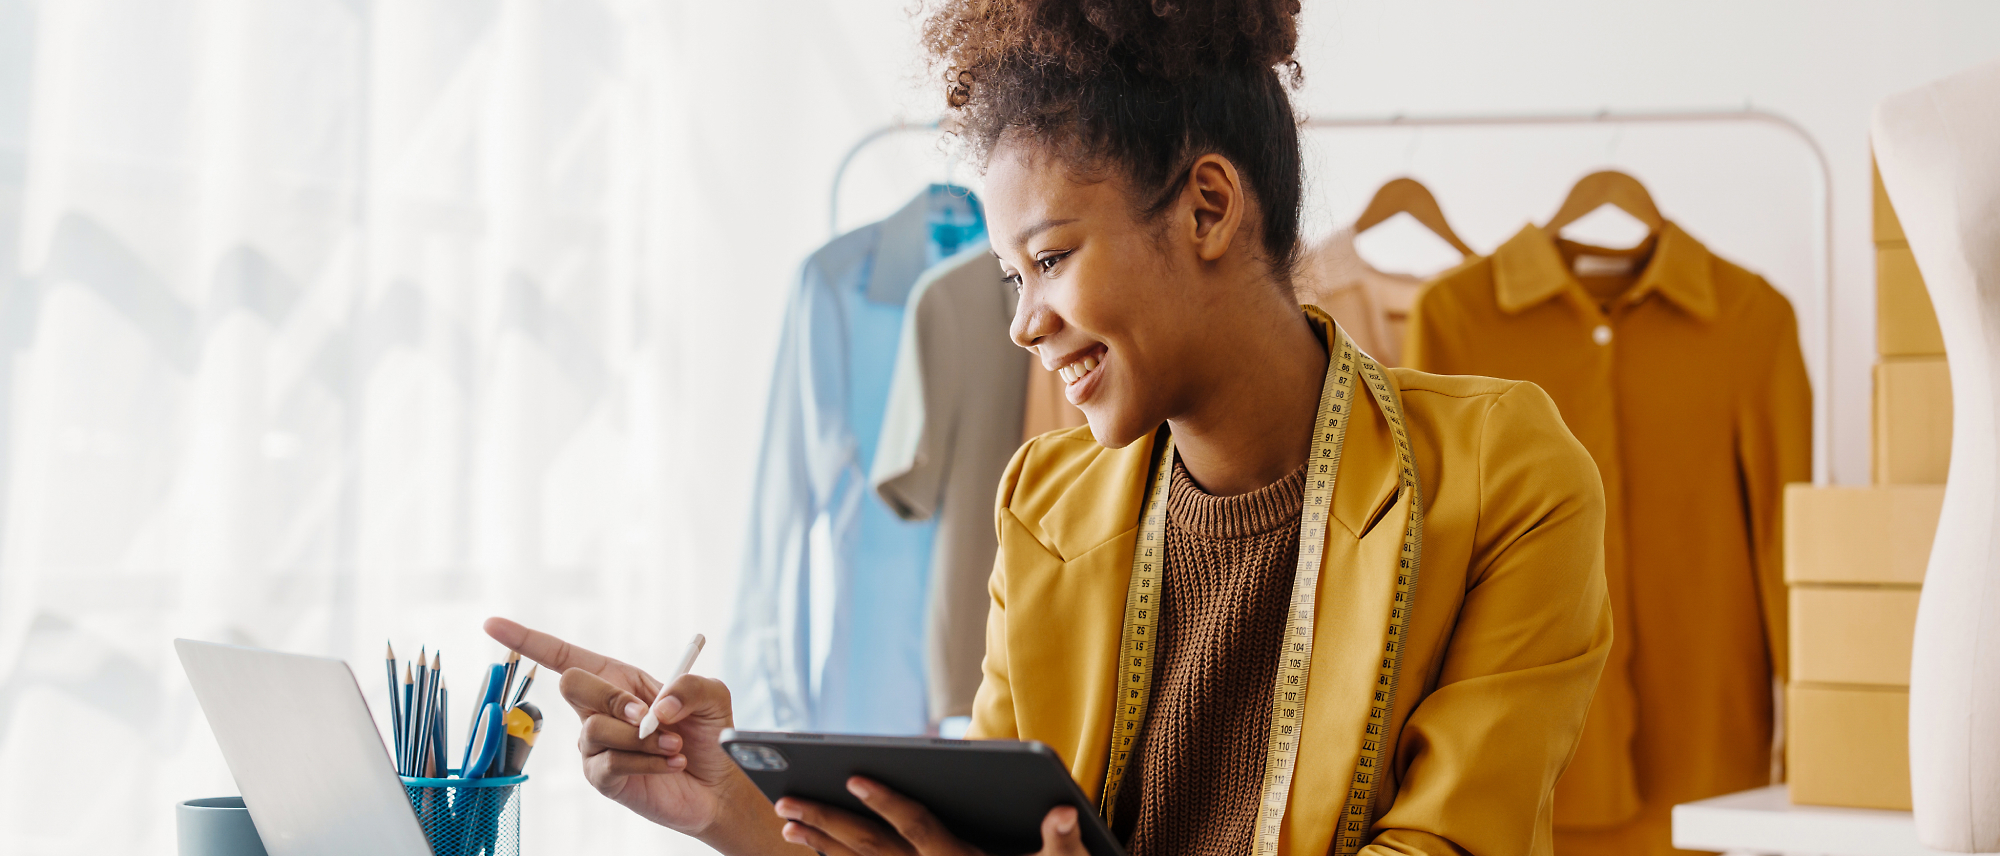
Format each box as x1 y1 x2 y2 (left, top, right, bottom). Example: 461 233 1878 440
829 107 1836 484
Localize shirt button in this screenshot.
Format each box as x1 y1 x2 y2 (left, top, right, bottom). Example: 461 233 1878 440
1592 325 1613 346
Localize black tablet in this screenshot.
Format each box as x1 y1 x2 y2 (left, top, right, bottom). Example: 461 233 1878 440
719 730 1125 856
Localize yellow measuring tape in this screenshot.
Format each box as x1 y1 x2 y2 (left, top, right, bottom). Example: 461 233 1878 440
1097 325 1426 856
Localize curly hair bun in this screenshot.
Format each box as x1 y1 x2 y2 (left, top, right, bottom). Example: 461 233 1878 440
921 0 1308 279
926 0 1301 92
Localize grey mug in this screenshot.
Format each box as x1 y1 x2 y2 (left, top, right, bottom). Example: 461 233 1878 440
177 797 270 856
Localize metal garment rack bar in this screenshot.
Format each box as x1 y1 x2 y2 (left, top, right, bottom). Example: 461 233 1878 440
830 108 1836 483
828 120 943 237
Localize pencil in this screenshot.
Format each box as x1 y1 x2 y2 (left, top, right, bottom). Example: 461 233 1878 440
385 641 402 764
637 634 705 740
407 659 421 777
429 653 443 774
434 675 449 777
418 652 440 777
412 648 430 778
498 650 520 714
509 664 538 710
400 664 414 775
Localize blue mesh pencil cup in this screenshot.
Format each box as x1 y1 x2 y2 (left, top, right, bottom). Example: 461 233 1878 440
400 771 526 856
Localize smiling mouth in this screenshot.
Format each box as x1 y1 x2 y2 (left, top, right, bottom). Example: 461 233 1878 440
1057 353 1100 385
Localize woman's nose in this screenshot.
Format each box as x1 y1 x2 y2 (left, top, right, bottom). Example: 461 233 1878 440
1011 288 1061 351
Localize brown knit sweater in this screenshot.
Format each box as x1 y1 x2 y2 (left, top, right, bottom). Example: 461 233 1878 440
1112 458 1307 856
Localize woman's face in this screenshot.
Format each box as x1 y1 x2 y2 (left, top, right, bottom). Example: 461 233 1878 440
988 141 1219 449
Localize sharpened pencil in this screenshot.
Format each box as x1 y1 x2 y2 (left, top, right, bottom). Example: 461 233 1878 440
417 652 440 777
498 650 520 714
400 664 415 775
509 664 538 710
412 648 430 777
386 642 402 765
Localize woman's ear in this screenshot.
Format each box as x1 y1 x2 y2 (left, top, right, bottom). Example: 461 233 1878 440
1183 154 1246 263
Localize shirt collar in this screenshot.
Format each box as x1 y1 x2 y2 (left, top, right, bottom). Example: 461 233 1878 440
1491 220 1717 322
864 190 936 305
864 185 985 305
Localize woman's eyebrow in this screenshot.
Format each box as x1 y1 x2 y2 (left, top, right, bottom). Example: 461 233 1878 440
1010 217 1078 249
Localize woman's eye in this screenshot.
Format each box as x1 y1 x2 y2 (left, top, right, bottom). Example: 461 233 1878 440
1003 272 1023 291
1037 252 1068 274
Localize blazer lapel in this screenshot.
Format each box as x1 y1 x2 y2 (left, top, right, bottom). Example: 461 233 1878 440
1019 430 1161 798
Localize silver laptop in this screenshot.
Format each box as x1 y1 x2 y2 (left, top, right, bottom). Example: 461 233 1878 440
176 639 433 856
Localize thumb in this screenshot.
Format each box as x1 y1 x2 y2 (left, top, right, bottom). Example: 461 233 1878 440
1039 805 1086 856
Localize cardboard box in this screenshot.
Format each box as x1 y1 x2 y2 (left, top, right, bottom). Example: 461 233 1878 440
1874 357 1952 484
1783 484 1943 585
1874 159 1905 244
1789 683 1911 810
1878 245 1945 356
1791 586 1921 686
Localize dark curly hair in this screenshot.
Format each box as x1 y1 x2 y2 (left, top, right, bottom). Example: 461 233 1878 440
921 0 1306 280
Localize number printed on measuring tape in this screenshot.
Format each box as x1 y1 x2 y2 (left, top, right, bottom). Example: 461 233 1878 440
1096 325 1425 856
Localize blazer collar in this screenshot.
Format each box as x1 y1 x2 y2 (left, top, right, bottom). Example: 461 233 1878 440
1492 221 1717 321
1033 307 1403 561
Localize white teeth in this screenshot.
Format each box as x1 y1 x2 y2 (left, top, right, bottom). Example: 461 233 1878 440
1058 355 1102 385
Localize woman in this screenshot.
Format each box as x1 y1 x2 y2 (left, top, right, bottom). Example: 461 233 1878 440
486 2 1612 854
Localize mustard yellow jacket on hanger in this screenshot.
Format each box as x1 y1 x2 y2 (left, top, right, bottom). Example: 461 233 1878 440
967 309 1614 856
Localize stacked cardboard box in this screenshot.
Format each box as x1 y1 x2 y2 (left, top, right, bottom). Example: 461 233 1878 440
1784 485 1939 809
1783 161 1952 811
1871 160 1951 484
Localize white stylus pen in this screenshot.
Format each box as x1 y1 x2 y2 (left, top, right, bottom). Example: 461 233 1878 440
637 633 706 740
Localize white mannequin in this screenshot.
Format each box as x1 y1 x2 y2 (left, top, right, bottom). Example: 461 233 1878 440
1873 58 2000 853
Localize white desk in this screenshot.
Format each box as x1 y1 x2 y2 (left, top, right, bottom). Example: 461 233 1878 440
1673 786 2000 856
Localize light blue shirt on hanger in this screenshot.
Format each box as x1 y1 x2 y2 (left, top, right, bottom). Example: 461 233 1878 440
729 185 985 735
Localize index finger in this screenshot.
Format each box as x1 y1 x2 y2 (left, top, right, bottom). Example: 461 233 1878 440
485 616 617 675
560 667 649 726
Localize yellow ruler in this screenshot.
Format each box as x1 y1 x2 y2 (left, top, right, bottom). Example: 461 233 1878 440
1096 327 1425 856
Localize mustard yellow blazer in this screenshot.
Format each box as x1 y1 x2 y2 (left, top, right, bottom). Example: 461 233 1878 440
968 313 1613 856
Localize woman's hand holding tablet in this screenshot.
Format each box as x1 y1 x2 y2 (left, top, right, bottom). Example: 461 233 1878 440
773 775 1087 856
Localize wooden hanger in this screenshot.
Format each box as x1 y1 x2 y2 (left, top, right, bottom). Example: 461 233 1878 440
1543 170 1664 234
1351 177 1476 258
